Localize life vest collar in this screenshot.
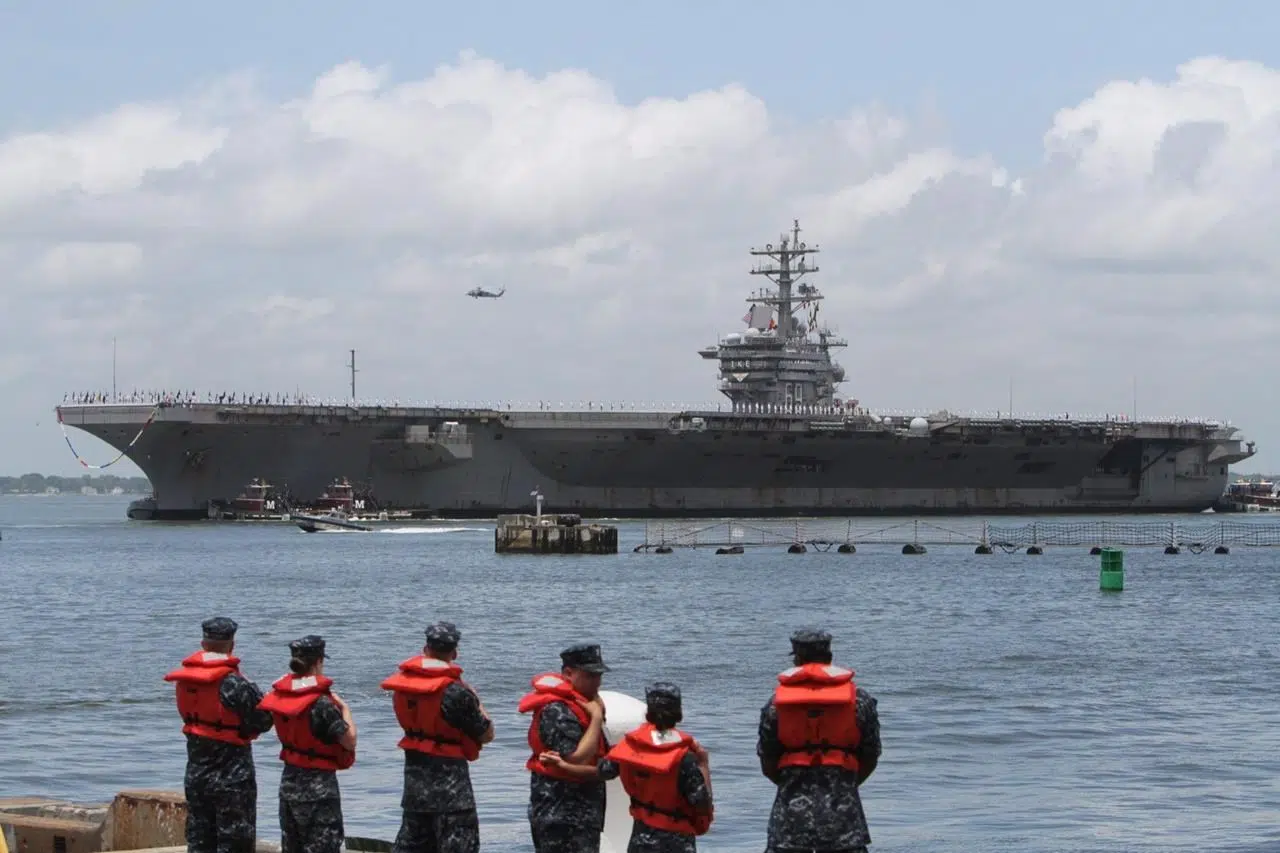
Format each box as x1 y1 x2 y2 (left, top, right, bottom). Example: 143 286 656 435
625 723 689 752
532 672 571 691
518 672 585 713
399 656 463 677
179 650 240 669
778 662 854 685
270 673 333 696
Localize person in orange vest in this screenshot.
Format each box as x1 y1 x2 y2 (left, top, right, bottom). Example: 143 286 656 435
258 635 357 853
163 616 274 853
382 621 494 853
756 629 881 853
539 681 714 852
518 643 610 853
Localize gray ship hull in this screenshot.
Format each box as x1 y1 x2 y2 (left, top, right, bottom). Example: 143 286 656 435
57 403 1254 519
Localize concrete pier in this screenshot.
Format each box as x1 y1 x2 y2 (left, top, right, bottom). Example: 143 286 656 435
1 791 197 853
0 791 392 853
495 513 619 554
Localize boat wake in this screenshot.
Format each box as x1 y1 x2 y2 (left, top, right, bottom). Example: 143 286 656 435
300 525 486 535
378 526 487 535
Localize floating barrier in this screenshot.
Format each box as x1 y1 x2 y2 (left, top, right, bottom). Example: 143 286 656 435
635 519 1280 553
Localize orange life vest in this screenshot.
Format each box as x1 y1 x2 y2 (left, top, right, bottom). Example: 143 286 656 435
380 655 480 761
517 672 607 781
163 651 255 746
605 723 712 836
773 662 861 772
258 674 355 771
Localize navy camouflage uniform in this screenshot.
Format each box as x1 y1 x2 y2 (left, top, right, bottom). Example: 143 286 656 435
529 644 611 853
757 630 882 853
596 683 713 853
182 617 275 853
391 622 493 853
277 636 351 853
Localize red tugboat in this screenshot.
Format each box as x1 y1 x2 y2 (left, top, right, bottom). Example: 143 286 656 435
216 478 290 520
311 478 362 513
299 477 406 519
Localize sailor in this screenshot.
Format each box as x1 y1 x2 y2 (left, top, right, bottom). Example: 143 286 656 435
518 643 611 853
163 616 273 853
258 635 358 853
382 621 494 853
540 681 713 853
757 629 881 853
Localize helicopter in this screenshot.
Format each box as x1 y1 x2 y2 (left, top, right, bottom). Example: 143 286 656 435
466 287 506 299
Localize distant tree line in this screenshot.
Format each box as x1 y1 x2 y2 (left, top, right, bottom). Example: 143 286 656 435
0 473 151 494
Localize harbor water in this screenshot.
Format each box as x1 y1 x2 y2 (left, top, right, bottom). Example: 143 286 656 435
2 495 1278 853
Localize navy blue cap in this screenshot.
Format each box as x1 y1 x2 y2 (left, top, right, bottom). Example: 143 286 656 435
645 681 682 708
289 634 329 659
202 617 238 641
425 621 461 651
560 643 610 673
790 628 832 654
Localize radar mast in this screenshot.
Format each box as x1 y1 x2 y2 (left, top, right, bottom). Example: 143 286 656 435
698 221 848 411
748 219 820 340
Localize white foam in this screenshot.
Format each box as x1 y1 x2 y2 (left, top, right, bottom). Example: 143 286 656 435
376 526 487 535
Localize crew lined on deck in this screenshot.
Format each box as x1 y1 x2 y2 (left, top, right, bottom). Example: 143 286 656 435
62 389 900 416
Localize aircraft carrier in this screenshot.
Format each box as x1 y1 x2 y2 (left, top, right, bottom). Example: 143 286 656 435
56 221 1256 520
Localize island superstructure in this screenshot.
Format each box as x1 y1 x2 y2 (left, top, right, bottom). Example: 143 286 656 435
56 221 1256 520
699 221 848 409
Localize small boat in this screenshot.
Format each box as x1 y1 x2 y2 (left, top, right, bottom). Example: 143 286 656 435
292 508 373 533
288 476 414 521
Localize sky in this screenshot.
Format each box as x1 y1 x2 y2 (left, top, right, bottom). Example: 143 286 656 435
4 1 1280 477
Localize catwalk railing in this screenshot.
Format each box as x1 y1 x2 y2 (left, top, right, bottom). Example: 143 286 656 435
57 394 1237 426
637 519 1280 551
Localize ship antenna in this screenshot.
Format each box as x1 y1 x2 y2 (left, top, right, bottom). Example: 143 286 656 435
749 217 819 340
348 349 358 403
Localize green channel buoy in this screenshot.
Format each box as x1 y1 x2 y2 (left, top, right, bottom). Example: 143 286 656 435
1099 547 1124 591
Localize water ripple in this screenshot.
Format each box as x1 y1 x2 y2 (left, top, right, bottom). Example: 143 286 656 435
2 496 1278 852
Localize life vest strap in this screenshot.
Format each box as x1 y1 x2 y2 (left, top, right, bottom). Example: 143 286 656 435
183 714 242 732
629 796 695 827
785 741 859 753
404 729 462 746
283 743 336 761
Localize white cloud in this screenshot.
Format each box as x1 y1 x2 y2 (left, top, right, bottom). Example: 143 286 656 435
29 241 143 286
5 52 1280 474
255 294 336 330
0 104 226 210
807 148 989 231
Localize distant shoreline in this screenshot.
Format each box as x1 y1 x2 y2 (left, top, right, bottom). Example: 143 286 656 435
2 491 150 496
1 474 151 496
